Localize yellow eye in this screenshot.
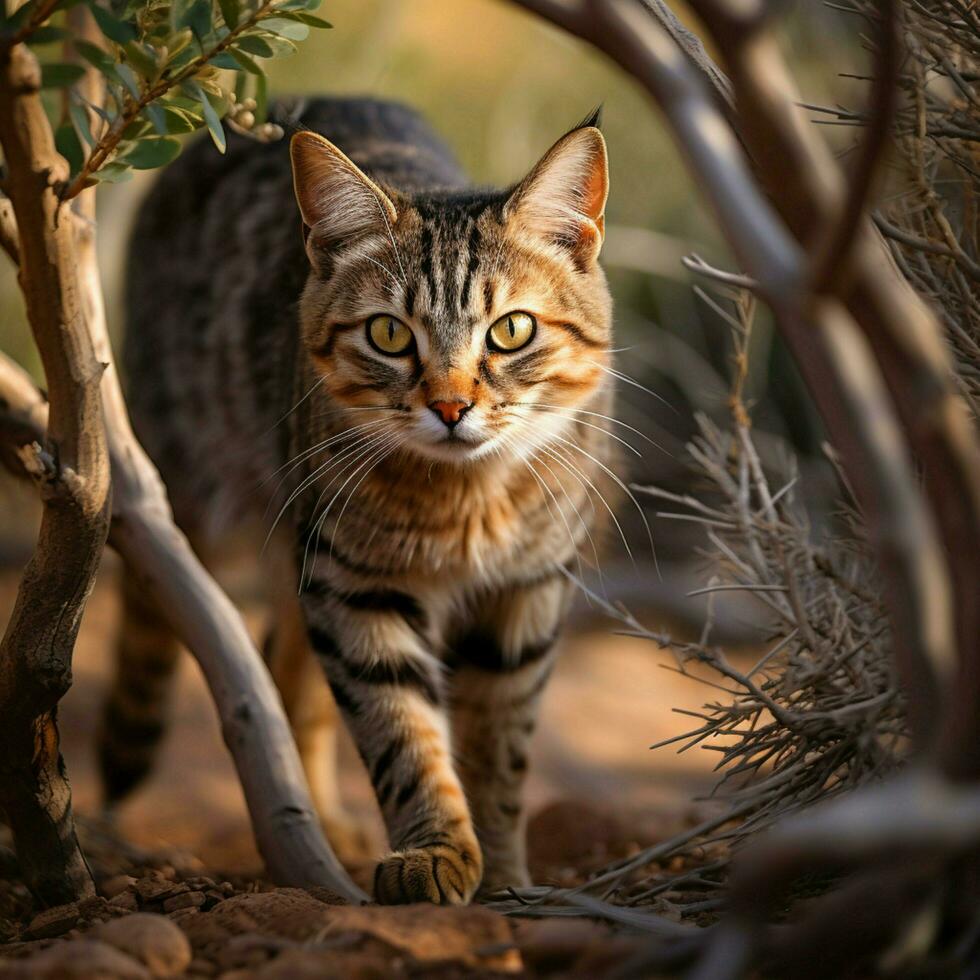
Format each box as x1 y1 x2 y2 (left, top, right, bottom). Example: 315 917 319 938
367 315 414 355
487 312 536 352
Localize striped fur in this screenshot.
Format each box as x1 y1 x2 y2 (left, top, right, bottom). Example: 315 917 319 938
105 98 617 903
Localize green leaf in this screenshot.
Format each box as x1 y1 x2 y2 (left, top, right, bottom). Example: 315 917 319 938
92 161 133 183
207 50 240 70
55 121 84 174
178 0 212 42
277 0 321 10
73 39 122 80
159 104 201 133
169 0 191 31
115 62 141 99
121 117 152 140
144 101 168 134
27 24 69 44
164 28 194 62
120 135 182 169
89 4 138 44
39 63 86 88
69 102 95 146
188 82 225 153
123 41 159 78
217 0 238 29
291 13 332 28
235 33 274 57
254 32 295 57
229 48 264 75
258 17 309 41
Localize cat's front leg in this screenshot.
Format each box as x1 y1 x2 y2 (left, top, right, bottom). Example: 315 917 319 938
450 571 572 894
300 579 482 905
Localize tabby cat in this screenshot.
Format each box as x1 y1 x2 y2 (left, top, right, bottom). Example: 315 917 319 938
100 97 617 904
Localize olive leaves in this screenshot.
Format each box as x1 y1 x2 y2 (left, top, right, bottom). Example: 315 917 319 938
1 0 332 195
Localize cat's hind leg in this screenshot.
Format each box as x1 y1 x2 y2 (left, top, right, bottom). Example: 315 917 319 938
98 571 181 805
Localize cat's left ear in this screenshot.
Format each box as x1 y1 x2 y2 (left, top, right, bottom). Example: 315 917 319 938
504 123 608 268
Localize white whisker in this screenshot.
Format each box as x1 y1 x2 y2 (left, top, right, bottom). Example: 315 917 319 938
587 360 677 413
550 432 658 573
264 373 329 435
304 433 402 585
512 401 669 455
265 427 394 550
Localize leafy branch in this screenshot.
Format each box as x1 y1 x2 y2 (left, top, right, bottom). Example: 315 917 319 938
1 0 332 197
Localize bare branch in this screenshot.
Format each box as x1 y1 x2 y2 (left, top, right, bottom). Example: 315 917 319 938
686 0 980 777
0 351 368 902
811 0 902 291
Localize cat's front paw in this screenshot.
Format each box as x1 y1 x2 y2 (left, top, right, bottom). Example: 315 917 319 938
373 843 482 905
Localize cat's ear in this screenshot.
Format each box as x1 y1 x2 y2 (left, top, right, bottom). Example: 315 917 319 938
504 124 608 268
290 130 398 261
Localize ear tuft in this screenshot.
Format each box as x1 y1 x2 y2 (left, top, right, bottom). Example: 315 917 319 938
578 105 602 130
289 130 398 258
505 125 609 267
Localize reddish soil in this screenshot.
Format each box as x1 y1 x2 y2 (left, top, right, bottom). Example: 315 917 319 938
0 559 731 977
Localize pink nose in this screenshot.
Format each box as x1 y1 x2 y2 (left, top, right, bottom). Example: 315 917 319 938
429 400 471 427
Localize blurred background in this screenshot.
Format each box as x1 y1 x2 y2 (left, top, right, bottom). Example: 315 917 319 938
0 0 869 870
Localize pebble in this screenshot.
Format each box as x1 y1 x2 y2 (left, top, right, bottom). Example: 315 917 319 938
4 938 151 978
110 890 140 912
91 913 192 978
102 875 138 899
162 890 206 913
135 877 186 905
24 902 80 940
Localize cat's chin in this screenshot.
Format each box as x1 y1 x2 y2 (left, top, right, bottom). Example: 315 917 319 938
409 436 500 465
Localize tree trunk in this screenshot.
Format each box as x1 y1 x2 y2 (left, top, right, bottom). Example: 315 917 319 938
0 39 110 905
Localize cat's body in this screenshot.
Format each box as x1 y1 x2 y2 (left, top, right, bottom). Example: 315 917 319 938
103 97 616 903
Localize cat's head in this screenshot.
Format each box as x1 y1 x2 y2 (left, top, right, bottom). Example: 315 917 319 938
290 118 612 465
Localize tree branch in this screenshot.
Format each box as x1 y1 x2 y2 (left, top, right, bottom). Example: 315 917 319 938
0 346 367 902
60 0 279 201
0 37 110 905
686 0 980 779
507 0 980 969
811 0 902 291
513 0 734 117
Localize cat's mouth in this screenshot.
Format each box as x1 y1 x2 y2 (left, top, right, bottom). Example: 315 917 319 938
413 431 496 463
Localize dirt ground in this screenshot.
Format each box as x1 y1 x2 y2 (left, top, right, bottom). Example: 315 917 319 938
0 556 735 977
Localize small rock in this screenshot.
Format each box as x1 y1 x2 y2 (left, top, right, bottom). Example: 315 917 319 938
162 890 206 913
135 877 186 905
4 938 151 979
167 908 201 928
102 876 138 899
110 891 139 912
24 902 80 939
91 913 192 978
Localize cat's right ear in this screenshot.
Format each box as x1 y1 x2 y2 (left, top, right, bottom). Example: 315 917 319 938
290 131 398 264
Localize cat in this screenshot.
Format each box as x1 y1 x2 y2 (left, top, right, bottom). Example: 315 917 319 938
100 97 616 904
